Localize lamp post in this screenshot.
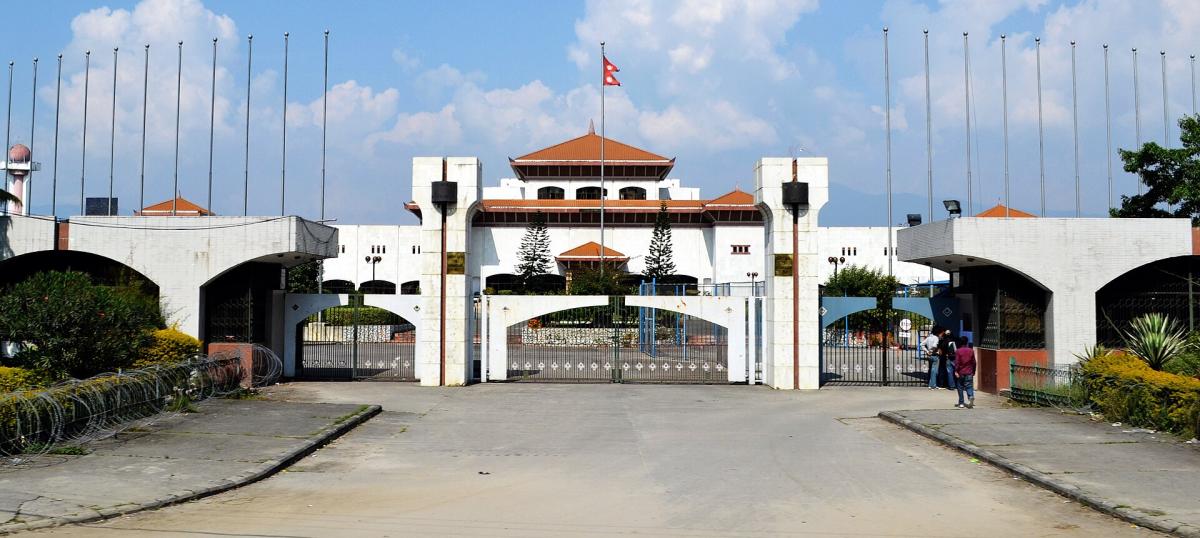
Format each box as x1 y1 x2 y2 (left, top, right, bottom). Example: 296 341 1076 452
746 271 759 297
828 256 847 347
364 255 381 282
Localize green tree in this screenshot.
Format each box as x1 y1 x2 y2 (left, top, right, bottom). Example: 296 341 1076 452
0 271 164 380
1112 115 1200 224
0 186 16 206
569 266 631 295
515 211 552 286
643 201 676 280
822 265 901 332
286 260 321 293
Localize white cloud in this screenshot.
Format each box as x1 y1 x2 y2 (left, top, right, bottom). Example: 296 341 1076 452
391 48 420 71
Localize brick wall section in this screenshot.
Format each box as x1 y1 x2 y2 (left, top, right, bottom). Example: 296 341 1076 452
977 348 1049 393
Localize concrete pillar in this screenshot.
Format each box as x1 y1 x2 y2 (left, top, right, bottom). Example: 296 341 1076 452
413 157 481 386
1045 289 1097 368
755 157 829 389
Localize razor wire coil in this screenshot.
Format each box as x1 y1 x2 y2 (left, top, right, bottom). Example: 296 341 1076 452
1 344 282 462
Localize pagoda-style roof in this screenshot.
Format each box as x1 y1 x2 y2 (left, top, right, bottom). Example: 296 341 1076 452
136 196 214 216
509 128 674 181
556 241 629 263
471 188 762 227
975 204 1036 218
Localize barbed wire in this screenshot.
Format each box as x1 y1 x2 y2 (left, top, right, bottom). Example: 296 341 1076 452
0 344 282 465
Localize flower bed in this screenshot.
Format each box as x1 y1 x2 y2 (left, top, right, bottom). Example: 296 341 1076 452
1080 353 1200 439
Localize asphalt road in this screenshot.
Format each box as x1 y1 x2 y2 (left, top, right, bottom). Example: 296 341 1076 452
32 383 1159 537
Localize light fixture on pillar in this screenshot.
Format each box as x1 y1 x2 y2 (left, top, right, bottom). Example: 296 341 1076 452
431 169 457 387
784 161 808 390
943 199 962 218
906 213 922 227
364 255 382 281
827 256 846 277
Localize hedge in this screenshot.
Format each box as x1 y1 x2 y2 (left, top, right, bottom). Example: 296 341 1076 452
1081 353 1200 439
132 328 202 368
0 367 43 393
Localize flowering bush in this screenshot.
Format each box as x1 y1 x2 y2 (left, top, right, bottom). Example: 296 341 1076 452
1081 352 1200 438
132 328 202 368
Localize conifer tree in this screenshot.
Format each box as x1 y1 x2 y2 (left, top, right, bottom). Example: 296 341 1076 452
515 211 551 284
643 201 676 280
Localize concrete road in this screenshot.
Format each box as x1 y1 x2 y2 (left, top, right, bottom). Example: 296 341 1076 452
33 384 1157 537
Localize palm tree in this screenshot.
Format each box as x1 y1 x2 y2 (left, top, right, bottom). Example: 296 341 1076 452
0 186 17 206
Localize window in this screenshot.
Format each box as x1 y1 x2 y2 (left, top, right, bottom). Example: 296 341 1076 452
619 186 646 200
537 186 565 200
731 245 750 255
576 186 606 200
340 245 345 254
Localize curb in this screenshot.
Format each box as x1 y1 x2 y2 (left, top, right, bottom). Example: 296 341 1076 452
879 410 1200 538
0 404 382 535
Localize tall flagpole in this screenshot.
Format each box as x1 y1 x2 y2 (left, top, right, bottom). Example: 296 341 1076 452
1001 34 1010 217
1036 37 1045 216
964 32 973 215
108 48 117 215
599 41 606 274
5 61 13 215
1134 48 1142 194
27 58 36 213
883 27 893 276
140 44 148 212
208 38 217 214
1191 54 1196 116
1104 44 1113 211
51 54 60 217
173 42 181 216
923 29 933 226
321 30 329 222
81 51 90 215
1071 41 1080 217
1162 51 1170 145
280 32 288 216
244 34 252 216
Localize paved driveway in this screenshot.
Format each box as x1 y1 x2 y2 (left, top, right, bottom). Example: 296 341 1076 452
33 383 1156 537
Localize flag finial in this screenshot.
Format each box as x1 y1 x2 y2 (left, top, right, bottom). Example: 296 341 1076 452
588 119 595 135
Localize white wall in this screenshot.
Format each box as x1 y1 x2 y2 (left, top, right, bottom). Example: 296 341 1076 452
817 227 947 285
324 225 421 288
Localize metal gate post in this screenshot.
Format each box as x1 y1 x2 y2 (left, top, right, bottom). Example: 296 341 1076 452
882 313 890 386
351 297 359 379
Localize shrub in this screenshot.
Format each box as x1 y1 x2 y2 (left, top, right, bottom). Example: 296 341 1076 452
0 367 43 393
132 328 202 368
1081 352 1200 438
1120 313 1189 371
0 271 164 380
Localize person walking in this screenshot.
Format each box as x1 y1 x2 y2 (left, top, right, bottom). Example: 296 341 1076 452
936 328 958 390
954 336 976 409
923 326 942 390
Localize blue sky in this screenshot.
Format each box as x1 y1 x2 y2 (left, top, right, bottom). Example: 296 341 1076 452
1 0 1197 225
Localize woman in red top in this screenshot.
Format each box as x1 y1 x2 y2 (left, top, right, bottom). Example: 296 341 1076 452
954 336 976 409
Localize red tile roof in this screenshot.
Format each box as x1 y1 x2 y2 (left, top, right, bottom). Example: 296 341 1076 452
975 204 1036 218
556 241 629 261
513 132 671 163
704 188 754 207
136 197 214 216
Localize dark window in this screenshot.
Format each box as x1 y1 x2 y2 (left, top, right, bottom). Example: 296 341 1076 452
731 245 750 255
619 186 646 200
537 186 565 200
576 186 605 200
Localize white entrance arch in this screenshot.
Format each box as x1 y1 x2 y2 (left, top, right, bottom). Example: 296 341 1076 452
282 293 423 378
624 295 751 383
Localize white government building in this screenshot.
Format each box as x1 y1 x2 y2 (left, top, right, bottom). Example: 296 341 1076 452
322 127 944 294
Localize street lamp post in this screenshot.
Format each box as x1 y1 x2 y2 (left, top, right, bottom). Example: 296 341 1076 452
364 255 382 283
745 271 759 296
828 256 847 346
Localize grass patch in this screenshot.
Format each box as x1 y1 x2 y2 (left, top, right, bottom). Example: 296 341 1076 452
225 389 265 401
332 405 370 426
22 442 90 455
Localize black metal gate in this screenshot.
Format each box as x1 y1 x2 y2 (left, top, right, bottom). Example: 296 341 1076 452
820 307 932 386
506 297 729 383
296 299 417 380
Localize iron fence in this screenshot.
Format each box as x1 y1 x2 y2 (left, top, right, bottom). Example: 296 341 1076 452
296 303 416 381
1008 358 1087 408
